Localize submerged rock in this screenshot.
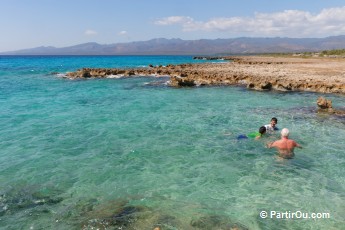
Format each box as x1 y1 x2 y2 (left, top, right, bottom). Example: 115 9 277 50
81 202 183 230
170 76 196 87
74 196 253 230
190 215 249 230
80 199 149 230
108 206 142 227
0 185 63 216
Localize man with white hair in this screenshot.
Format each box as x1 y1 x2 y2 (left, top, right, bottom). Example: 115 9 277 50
267 128 302 159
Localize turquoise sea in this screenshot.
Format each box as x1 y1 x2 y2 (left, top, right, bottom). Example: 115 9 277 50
0 55 344 230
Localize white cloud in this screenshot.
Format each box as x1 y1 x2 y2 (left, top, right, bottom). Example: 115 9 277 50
154 6 345 37
118 30 128 35
154 16 194 25
84 30 97 36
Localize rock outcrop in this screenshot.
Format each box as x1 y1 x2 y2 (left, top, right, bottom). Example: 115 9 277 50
64 56 345 95
317 96 345 115
317 97 333 111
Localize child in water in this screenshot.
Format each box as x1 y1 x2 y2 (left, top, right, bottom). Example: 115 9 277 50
237 126 267 140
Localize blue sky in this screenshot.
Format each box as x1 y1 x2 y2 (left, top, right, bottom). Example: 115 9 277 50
1 0 345 52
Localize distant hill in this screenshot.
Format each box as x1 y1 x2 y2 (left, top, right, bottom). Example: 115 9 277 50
2 36 345 55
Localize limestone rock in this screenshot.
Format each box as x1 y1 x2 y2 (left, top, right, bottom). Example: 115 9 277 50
316 96 345 115
63 56 345 94
317 96 333 110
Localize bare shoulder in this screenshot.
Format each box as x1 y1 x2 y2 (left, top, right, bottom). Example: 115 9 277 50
290 139 302 148
268 140 280 148
294 141 302 148
273 139 283 145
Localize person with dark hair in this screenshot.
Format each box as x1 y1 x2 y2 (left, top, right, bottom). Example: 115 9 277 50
265 117 279 133
237 126 267 140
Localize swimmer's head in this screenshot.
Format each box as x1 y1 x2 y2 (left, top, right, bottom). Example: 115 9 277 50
259 126 266 135
281 128 289 137
271 117 278 127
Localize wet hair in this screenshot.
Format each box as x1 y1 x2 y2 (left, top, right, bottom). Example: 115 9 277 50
281 128 289 137
259 126 266 135
271 117 278 123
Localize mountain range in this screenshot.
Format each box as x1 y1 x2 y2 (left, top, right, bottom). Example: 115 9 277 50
2 36 345 55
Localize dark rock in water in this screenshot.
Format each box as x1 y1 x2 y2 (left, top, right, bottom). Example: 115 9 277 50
260 82 273 90
0 194 8 216
82 71 92 78
79 198 249 230
0 185 63 216
108 206 142 227
155 214 180 229
190 215 249 230
247 82 272 91
81 201 149 230
74 198 98 216
170 76 196 87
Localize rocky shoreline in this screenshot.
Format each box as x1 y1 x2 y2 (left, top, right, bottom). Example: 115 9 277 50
65 56 345 94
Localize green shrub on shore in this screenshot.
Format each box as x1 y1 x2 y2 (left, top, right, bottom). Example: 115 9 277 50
320 49 345 56
295 49 345 57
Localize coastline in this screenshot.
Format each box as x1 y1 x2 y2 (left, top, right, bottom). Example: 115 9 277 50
66 56 345 94
2 55 345 229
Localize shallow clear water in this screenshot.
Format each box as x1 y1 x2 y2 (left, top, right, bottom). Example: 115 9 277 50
0 56 344 229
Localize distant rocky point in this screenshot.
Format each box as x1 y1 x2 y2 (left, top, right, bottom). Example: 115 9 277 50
192 56 230 60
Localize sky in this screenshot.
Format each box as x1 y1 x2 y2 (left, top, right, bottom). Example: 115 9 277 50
1 0 345 52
